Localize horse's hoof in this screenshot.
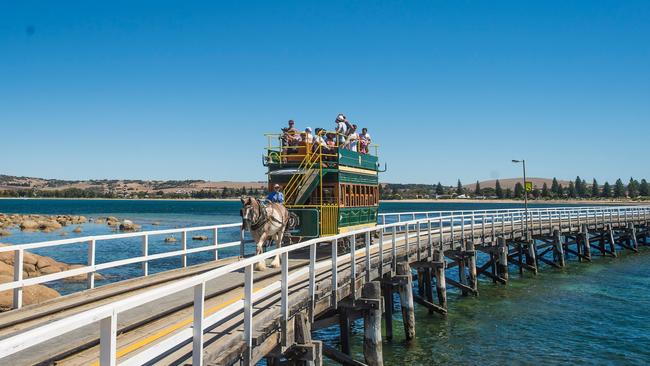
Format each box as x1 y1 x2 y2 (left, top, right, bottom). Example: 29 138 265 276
269 260 280 268
254 262 267 271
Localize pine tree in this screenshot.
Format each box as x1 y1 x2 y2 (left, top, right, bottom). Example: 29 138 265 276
551 178 560 196
628 178 640 198
504 188 513 199
221 187 230 198
557 183 564 197
514 182 524 198
575 176 584 197
541 182 549 198
568 181 577 198
640 179 649 197
456 179 464 196
495 180 504 199
591 179 599 197
433 183 442 196
614 179 625 198
602 182 612 197
474 181 481 196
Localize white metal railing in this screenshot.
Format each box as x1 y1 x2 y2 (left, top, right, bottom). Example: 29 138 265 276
0 206 648 365
1 205 645 312
0 222 245 310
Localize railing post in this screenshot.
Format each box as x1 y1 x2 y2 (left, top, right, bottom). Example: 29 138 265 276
404 225 410 260
450 214 455 244
240 226 246 258
416 221 421 261
193 282 206 366
100 312 117 366
281 251 289 346
88 239 96 289
332 239 338 309
141 235 148 277
365 231 371 282
243 264 253 362
379 227 385 277
350 234 357 299
427 219 433 259
181 230 188 267
213 227 219 261
13 249 24 309
309 242 317 320
391 228 397 274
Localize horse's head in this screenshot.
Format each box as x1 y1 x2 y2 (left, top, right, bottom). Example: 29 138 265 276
240 196 259 231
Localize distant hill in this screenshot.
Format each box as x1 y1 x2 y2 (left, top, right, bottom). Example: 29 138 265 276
0 174 266 197
465 178 573 190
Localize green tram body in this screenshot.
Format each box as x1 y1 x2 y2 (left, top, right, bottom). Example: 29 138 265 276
264 144 381 239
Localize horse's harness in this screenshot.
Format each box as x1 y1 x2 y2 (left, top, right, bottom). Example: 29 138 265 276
248 199 285 231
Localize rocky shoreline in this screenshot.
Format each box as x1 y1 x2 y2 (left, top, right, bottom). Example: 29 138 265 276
0 213 143 311
0 243 105 311
0 213 142 235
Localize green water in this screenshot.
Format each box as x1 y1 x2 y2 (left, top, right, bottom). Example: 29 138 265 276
320 249 650 365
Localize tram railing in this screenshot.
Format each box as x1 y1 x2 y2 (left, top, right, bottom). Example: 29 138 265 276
0 206 648 366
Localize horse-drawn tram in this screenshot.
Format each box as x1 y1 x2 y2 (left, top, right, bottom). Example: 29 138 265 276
263 130 382 241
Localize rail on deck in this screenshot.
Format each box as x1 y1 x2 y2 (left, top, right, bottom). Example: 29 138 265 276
0 206 648 365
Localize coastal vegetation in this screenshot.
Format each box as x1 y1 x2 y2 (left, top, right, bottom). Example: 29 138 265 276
381 176 650 201
2 174 649 201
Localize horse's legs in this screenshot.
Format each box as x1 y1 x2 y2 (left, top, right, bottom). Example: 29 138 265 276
269 229 284 268
254 233 269 271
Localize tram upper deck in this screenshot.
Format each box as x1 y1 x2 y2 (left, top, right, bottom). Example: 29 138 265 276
263 131 380 172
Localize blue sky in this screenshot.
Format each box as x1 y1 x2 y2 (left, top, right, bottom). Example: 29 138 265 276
1 1 649 185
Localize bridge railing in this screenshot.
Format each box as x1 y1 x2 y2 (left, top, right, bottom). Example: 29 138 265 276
0 222 245 310
0 206 648 366
0 206 645 312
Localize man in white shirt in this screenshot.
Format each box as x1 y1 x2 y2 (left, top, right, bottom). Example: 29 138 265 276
303 127 314 144
335 114 347 145
345 124 359 152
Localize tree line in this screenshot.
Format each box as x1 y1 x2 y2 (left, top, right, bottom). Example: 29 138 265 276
381 176 650 200
0 187 264 199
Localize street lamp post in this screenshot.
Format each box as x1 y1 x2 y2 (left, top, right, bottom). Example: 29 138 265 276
512 159 528 235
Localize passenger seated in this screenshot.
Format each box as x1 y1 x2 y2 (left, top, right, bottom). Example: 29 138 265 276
285 120 300 154
303 127 314 145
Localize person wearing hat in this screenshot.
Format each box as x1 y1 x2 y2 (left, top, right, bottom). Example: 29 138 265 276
267 184 284 203
282 120 300 155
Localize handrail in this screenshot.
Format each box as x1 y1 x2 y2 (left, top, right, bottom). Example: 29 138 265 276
0 222 246 310
0 205 648 366
283 146 322 204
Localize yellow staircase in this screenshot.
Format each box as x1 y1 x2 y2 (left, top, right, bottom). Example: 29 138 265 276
283 148 322 205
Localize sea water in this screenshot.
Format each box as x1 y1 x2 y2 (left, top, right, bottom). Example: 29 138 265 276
1 199 648 365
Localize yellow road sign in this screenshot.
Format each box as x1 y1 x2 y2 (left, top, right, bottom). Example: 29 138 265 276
525 181 533 192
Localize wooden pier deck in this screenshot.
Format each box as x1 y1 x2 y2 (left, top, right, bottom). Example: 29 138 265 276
0 206 648 365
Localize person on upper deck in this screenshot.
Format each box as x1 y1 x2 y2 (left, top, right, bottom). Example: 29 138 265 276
359 127 371 154
335 114 348 144
303 127 314 145
282 120 301 155
345 124 359 152
267 184 284 203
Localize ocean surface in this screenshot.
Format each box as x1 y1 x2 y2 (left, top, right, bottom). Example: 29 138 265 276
1 199 648 365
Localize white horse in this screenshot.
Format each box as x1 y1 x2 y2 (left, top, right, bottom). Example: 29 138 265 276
240 196 290 271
